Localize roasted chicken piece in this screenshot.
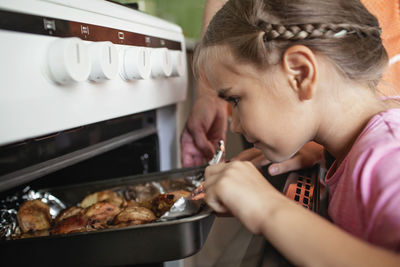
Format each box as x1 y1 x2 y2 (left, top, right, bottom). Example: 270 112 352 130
17 199 52 233
54 206 83 224
125 199 140 207
141 190 190 217
80 190 125 208
53 206 89 235
52 214 89 235
114 206 156 226
84 202 121 229
141 193 174 217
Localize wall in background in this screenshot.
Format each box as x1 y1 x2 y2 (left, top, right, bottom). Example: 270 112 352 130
111 0 206 40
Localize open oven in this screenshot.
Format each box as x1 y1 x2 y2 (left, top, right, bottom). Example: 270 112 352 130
0 1 324 266
0 0 215 266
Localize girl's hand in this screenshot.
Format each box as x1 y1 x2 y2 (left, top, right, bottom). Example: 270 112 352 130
231 142 325 175
203 161 284 234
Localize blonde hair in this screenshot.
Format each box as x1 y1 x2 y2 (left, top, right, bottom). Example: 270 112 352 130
194 0 388 89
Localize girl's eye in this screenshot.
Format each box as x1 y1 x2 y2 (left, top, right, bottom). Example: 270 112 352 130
226 96 239 107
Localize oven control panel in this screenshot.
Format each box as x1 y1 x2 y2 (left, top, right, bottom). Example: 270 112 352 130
0 0 187 146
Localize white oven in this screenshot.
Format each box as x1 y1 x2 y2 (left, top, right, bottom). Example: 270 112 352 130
0 0 188 189
0 2 322 266
0 1 196 266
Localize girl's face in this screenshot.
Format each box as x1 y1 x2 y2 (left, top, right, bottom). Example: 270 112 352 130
205 47 317 162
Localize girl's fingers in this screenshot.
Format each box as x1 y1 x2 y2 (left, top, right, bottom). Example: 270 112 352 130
204 162 227 179
203 164 226 190
203 161 278 233
204 194 229 213
191 192 205 200
203 163 232 213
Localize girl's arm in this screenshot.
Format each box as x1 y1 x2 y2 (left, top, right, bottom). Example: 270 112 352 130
262 193 400 267
204 161 400 267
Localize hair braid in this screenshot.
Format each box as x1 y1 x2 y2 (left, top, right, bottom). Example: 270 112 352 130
258 22 381 42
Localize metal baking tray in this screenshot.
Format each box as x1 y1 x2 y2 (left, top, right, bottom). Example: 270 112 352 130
0 166 215 266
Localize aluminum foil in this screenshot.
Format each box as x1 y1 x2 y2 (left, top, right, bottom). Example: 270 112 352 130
0 186 66 240
113 170 206 221
160 196 203 221
0 169 206 240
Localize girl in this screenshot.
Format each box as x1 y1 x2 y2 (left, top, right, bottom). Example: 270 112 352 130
194 0 400 266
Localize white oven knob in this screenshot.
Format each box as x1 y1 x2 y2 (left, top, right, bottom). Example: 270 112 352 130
121 46 151 80
47 37 91 84
150 48 172 78
89 41 119 82
170 50 185 77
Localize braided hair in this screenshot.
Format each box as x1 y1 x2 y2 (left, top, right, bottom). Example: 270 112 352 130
258 23 381 42
194 0 388 89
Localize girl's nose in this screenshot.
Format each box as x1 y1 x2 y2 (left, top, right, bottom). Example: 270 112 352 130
229 113 242 134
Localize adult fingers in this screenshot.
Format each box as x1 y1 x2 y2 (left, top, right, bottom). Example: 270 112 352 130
268 155 307 176
252 154 271 168
181 129 205 167
268 142 323 175
189 127 215 160
232 148 270 168
231 148 262 161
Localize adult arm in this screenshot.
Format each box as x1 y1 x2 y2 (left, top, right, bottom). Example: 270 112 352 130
181 0 228 167
232 141 325 175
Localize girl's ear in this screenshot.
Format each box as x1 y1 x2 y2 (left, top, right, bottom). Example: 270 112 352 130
282 45 317 101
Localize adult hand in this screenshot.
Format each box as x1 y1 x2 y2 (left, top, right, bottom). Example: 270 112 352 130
181 84 228 167
231 142 324 175
231 147 271 168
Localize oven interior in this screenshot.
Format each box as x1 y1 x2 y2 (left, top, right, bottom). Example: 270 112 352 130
0 111 159 192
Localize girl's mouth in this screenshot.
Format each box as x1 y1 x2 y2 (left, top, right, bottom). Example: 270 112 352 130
252 141 260 148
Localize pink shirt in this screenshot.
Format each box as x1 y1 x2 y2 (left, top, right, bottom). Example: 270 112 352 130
325 108 400 251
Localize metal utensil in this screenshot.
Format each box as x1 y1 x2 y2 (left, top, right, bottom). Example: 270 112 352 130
159 140 225 220
190 140 225 200
208 140 225 166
